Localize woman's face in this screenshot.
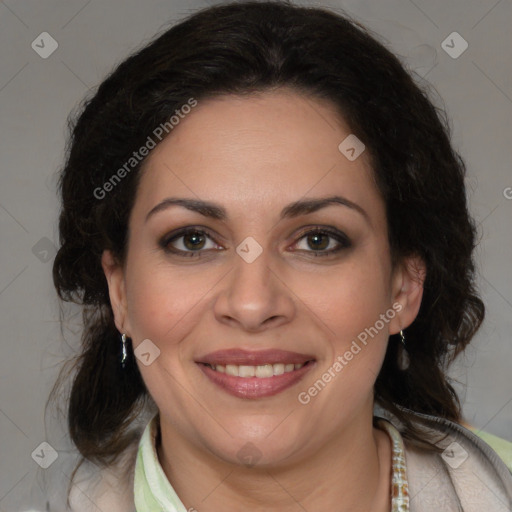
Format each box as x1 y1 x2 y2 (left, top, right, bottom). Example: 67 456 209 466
103 88 424 467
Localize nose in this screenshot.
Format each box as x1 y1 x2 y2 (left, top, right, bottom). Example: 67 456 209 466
213 243 296 333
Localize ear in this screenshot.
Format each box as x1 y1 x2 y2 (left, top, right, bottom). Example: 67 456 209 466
388 254 426 335
101 249 131 336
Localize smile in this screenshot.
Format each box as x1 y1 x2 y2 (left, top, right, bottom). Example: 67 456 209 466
195 348 316 399
204 362 306 378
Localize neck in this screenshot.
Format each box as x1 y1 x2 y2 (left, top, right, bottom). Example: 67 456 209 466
156 405 391 512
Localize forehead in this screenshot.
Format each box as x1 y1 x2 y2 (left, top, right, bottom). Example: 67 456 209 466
130 89 383 224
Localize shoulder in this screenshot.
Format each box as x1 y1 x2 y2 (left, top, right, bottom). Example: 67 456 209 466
464 423 512 472
67 440 139 512
63 410 160 511
382 409 512 511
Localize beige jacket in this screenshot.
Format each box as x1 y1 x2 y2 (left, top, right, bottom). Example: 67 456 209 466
47 410 512 511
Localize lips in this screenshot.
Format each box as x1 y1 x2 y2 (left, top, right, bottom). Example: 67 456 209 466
196 349 316 399
197 348 315 366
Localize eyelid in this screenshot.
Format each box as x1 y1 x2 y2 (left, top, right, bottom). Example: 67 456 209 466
293 225 350 242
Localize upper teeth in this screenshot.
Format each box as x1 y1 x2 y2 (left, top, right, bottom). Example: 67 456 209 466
207 363 305 378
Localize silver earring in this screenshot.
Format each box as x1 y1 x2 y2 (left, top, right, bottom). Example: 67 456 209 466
121 333 128 369
397 329 410 371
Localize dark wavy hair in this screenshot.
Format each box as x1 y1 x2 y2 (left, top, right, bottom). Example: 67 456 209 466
49 0 484 502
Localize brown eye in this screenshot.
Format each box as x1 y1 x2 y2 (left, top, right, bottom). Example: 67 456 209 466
293 227 352 257
160 227 220 257
306 232 330 251
182 231 207 250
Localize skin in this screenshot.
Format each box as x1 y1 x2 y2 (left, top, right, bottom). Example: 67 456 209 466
102 88 426 512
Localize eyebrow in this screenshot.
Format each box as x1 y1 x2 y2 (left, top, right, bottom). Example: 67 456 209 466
145 195 370 224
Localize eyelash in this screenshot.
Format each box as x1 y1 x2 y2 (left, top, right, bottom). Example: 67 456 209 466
159 225 352 258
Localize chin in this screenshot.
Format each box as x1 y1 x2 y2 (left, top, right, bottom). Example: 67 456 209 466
202 423 305 469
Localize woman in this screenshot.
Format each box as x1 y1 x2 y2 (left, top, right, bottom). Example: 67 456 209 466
48 1 512 510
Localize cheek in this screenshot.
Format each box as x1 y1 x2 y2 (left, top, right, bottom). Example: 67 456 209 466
124 253 210 341
293 252 392 392
123 259 209 409
299 257 391 341
298 283 390 427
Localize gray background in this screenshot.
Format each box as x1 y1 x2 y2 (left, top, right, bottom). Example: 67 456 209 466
0 0 511 509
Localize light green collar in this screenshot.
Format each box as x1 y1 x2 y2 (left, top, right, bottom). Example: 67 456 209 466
134 413 188 511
